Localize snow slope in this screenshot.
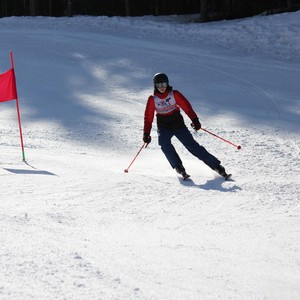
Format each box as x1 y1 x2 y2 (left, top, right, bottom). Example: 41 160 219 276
1 12 300 300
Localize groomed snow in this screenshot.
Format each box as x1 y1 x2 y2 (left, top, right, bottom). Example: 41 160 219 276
1 12 300 300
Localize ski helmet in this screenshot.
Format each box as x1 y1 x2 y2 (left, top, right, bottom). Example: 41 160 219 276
153 73 169 87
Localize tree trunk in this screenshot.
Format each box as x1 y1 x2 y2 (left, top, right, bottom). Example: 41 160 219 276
124 0 130 16
23 0 27 16
0 1 7 17
67 0 73 17
29 0 37 16
287 0 294 9
200 0 208 22
153 0 159 16
49 0 52 16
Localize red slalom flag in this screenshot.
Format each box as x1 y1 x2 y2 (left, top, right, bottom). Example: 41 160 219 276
0 68 17 102
0 51 26 161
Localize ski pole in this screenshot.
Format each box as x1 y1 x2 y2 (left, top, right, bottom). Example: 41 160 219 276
124 143 146 173
200 128 241 150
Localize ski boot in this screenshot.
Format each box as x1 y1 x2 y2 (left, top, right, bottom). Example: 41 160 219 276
175 164 190 180
215 165 232 180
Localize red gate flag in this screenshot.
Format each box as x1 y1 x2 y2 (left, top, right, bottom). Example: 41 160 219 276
1 51 26 161
0 68 17 102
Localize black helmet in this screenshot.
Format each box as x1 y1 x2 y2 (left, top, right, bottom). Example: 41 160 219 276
153 73 169 86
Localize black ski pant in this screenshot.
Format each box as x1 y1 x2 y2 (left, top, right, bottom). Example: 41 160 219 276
158 127 220 170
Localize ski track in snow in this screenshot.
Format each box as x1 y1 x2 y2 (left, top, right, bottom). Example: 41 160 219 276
1 13 300 300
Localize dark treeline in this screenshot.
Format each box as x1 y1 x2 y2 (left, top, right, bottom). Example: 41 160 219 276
200 0 300 21
0 0 199 17
1 0 299 21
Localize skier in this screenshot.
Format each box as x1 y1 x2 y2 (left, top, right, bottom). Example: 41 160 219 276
143 73 230 179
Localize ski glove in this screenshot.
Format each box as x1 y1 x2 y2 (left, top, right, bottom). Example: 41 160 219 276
143 133 151 144
191 118 201 131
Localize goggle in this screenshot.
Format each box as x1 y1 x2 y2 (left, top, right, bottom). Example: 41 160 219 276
155 82 168 88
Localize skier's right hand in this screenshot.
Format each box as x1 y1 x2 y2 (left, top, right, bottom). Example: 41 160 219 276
143 133 151 145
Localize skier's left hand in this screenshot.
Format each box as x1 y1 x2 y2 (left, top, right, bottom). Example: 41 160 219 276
191 118 201 131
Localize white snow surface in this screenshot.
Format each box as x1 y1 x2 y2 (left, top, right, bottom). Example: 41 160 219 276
1 12 300 300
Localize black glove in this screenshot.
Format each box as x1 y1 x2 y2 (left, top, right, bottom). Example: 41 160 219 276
143 133 151 144
191 118 201 131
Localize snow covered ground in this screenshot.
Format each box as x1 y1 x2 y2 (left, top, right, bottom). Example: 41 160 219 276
1 11 300 300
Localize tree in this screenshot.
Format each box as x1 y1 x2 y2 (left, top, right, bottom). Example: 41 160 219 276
153 0 159 16
287 0 294 8
67 0 73 16
29 0 37 16
200 0 208 21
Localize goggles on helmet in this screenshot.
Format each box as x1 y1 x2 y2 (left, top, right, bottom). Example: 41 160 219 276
155 82 168 88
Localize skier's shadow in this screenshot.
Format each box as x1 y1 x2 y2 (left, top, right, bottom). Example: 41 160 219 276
179 177 241 192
